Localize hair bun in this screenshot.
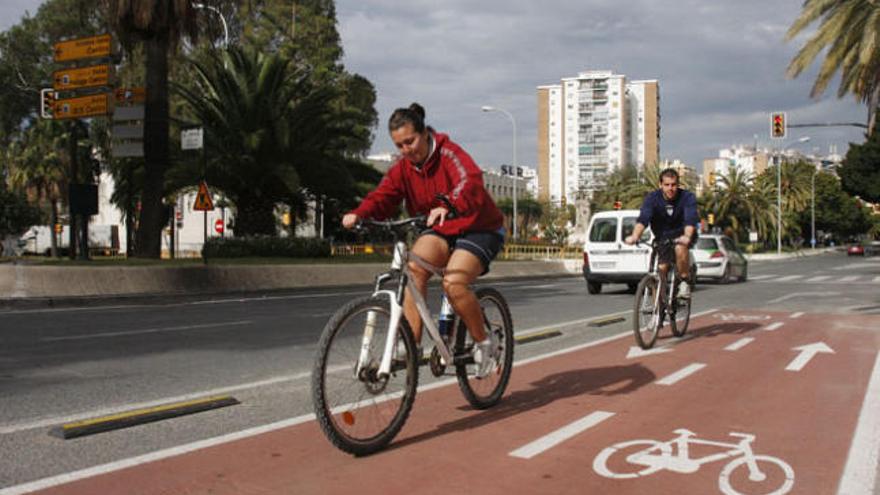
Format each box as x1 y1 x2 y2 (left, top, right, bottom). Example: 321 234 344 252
408 102 425 120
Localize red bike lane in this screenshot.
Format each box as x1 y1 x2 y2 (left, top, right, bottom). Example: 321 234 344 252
31 310 880 495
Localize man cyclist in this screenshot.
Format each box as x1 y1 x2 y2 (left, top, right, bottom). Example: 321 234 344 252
624 168 699 299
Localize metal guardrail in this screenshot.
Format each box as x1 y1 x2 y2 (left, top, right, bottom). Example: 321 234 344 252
331 243 581 260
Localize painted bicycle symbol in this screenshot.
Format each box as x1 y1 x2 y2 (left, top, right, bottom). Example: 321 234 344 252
593 429 794 495
714 313 771 322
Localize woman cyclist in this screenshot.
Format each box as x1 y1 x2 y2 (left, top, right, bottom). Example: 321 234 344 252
342 103 505 377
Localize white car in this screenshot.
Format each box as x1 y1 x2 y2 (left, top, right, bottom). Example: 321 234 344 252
582 209 696 294
692 234 748 283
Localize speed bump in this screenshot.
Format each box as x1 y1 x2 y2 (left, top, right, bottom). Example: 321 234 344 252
53 395 240 439
516 329 563 345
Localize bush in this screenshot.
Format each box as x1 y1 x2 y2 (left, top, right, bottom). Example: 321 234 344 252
202 236 331 258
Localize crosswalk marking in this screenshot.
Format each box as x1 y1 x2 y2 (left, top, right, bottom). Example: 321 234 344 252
656 363 706 386
509 411 616 459
755 275 880 284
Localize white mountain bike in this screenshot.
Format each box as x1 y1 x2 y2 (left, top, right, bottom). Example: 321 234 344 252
311 215 514 456
593 428 794 495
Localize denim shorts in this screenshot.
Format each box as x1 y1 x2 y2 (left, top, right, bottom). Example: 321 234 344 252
421 229 505 275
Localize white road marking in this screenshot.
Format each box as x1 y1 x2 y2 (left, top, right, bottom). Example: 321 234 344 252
40 321 253 342
0 308 720 494
724 337 755 351
763 322 784 332
749 274 775 280
805 276 831 282
785 342 834 372
839 275 860 282
873 276 880 284
837 350 880 495
656 363 706 386
767 291 838 304
509 411 616 459
774 275 803 282
789 312 805 319
626 346 673 359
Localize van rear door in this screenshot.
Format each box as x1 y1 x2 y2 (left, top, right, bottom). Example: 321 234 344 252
587 216 619 272
618 215 651 273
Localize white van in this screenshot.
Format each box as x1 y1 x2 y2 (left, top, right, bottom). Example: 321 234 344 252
582 209 696 294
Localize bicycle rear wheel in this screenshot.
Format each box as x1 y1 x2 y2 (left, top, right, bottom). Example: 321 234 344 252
311 295 418 456
633 275 661 349
455 287 514 409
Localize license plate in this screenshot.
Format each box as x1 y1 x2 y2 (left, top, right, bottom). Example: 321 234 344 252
593 261 615 269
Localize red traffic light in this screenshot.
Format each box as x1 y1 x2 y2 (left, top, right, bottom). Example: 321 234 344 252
770 112 786 139
613 200 622 210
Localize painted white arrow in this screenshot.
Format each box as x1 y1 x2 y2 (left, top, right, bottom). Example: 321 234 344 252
785 342 835 372
627 346 674 359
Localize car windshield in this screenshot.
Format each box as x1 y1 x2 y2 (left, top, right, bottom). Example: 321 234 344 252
589 218 617 242
695 238 718 250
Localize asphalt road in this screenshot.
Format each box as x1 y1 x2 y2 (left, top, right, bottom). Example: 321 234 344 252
1 250 878 492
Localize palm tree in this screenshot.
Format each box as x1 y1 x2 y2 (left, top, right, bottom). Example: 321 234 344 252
6 120 71 256
786 0 880 134
174 46 355 236
105 0 199 257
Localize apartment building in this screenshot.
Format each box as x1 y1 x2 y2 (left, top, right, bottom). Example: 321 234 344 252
537 70 660 204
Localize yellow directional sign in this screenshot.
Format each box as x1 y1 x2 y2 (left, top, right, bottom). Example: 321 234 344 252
193 181 215 211
52 93 110 120
53 34 112 63
53 64 111 91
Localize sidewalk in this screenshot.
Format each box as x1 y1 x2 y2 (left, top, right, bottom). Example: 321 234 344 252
745 246 838 261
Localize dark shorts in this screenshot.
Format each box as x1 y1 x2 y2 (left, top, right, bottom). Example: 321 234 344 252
657 233 698 266
421 229 505 275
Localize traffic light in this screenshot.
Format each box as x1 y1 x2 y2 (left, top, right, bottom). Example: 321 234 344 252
770 112 786 139
613 200 622 210
708 213 715 225
40 88 55 119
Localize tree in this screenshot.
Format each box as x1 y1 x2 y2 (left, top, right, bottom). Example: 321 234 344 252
0 184 42 242
174 46 368 236
838 130 880 203
5 119 75 256
799 170 873 240
105 0 200 257
786 0 880 134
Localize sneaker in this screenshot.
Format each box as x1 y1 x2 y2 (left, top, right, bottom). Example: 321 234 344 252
678 281 691 300
473 332 499 379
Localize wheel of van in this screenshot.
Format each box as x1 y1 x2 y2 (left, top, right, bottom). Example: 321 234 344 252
739 265 748 282
587 281 602 294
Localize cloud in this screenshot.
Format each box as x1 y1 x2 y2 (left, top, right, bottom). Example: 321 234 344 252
337 0 866 171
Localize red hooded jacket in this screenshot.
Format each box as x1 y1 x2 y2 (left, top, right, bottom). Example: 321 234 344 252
351 132 504 236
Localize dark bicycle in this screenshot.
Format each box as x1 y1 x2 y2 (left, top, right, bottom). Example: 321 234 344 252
632 238 692 349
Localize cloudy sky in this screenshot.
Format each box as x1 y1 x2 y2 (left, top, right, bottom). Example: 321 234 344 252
3 0 869 172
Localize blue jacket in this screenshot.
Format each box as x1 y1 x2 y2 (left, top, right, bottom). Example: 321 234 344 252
637 189 699 239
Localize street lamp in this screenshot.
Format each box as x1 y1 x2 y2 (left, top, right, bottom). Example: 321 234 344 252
776 136 810 255
193 3 229 48
481 105 518 240
811 168 818 249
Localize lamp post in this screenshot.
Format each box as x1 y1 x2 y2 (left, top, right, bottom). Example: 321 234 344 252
811 168 818 249
481 105 518 240
776 136 810 255
193 3 229 48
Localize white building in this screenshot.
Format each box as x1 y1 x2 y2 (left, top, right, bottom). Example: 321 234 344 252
537 70 660 204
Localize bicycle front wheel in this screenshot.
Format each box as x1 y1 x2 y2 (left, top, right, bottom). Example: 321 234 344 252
311 295 419 456
455 287 514 409
633 275 661 349
670 283 691 337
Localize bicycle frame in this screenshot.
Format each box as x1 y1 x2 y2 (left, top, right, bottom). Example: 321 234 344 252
358 239 456 379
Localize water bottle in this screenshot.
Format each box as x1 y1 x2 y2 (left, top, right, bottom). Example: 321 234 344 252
438 294 454 339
